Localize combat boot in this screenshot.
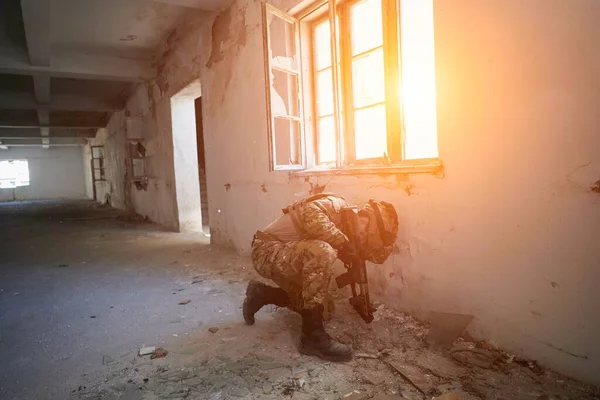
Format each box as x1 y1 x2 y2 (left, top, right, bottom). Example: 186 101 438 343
243 280 289 325
299 305 352 361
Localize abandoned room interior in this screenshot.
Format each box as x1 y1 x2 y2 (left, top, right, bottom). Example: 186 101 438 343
0 0 599 399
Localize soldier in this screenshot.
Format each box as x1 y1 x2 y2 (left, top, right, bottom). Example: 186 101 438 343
242 193 399 361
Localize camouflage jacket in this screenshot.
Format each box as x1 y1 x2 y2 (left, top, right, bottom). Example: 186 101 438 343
283 194 350 249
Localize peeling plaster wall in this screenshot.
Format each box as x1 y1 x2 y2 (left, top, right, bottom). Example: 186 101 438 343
104 0 600 384
97 10 213 229
87 124 128 209
197 0 600 384
0 147 87 201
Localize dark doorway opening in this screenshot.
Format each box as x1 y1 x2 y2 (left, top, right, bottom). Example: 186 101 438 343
194 97 209 231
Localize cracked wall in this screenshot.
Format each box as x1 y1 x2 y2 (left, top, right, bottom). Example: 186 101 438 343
95 0 600 386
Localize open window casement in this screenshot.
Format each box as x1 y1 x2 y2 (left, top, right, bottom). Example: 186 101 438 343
262 3 305 171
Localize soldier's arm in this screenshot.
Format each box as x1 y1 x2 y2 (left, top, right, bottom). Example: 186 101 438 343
300 201 349 249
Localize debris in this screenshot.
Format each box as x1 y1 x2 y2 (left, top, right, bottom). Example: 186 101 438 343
191 279 205 284
138 346 156 356
208 327 219 333
434 393 463 400
342 391 370 400
371 394 405 400
263 382 273 394
355 352 380 359
178 300 191 305
385 361 435 395
102 355 115 365
451 349 498 369
428 312 473 350
150 348 169 359
364 373 387 386
518 365 544 384
355 349 392 359
58 264 69 268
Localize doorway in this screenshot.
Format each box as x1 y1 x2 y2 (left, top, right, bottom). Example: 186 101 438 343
170 80 208 233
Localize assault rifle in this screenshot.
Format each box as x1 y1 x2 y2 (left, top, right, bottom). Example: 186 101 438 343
335 206 376 323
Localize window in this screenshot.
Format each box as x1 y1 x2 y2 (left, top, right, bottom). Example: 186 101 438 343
0 160 30 189
262 0 440 174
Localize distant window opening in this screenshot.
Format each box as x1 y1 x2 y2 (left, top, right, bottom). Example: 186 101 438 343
0 160 30 189
170 80 209 234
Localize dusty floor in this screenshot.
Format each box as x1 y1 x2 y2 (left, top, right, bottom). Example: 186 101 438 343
0 201 598 400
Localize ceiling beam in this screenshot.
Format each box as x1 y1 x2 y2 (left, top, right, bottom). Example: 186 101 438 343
20 0 51 67
0 128 96 139
20 0 52 148
0 92 121 112
33 76 51 104
0 123 106 129
0 137 87 146
0 46 154 82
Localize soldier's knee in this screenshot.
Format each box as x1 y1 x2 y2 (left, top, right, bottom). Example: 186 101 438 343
306 241 336 263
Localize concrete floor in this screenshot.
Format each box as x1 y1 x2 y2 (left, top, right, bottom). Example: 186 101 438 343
2 201 599 400
0 200 251 400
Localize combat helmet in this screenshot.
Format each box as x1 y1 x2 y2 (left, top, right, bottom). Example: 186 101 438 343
361 199 399 264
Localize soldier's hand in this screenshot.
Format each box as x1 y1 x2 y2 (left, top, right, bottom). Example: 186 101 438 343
338 242 355 264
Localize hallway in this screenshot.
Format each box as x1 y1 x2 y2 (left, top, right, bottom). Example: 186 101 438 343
0 201 249 399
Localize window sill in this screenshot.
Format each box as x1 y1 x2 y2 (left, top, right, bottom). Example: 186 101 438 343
290 159 444 177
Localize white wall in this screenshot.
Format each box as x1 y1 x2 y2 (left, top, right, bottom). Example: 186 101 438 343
98 0 600 384
0 146 87 201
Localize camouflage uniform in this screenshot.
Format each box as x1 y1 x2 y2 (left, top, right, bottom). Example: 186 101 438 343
251 195 349 312
246 193 399 361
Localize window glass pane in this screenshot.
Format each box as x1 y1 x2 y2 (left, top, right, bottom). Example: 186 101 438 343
350 0 383 55
352 48 385 108
268 14 297 72
401 0 439 159
354 105 387 160
315 68 333 116
317 116 336 163
271 69 299 117
274 117 301 165
313 20 331 71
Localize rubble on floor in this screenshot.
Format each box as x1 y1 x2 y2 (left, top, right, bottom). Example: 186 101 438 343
74 301 600 400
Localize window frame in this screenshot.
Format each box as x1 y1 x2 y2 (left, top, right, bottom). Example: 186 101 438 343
262 3 306 171
262 0 443 176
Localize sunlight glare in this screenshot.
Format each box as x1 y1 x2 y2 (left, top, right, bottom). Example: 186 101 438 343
401 0 438 160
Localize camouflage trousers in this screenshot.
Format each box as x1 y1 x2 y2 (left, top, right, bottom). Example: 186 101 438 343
251 237 337 315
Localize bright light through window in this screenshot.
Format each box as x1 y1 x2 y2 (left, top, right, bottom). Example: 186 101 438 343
0 160 30 189
401 0 439 160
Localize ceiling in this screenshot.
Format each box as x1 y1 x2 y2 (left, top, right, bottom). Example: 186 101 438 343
0 0 228 148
